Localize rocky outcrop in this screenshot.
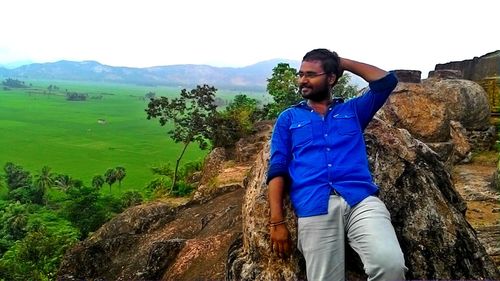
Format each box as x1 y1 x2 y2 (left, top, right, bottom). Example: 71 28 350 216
433 50 500 81
58 188 246 280
378 77 495 165
432 50 500 113
393 69 422 83
228 118 500 280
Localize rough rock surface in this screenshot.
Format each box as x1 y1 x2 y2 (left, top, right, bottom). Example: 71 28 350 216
57 188 245 281
227 118 500 280
434 50 500 81
453 160 500 269
378 78 495 164
392 69 422 83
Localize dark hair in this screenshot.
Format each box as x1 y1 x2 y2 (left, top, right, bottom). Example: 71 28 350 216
302 48 343 81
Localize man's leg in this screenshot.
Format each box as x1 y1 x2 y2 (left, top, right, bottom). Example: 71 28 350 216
297 195 347 281
346 196 407 281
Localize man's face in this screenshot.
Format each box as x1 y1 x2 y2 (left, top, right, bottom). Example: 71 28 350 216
297 60 334 102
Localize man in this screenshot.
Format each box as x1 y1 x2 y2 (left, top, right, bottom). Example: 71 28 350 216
267 48 407 281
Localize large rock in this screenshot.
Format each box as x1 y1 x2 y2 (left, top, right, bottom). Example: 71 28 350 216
57 188 246 280
378 77 494 163
227 118 500 280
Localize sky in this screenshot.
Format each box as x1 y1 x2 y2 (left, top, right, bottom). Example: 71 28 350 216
0 0 498 78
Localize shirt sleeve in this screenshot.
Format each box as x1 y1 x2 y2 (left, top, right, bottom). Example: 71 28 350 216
266 110 292 184
353 71 398 130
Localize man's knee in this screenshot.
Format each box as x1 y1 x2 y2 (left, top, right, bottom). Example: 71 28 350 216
365 249 407 280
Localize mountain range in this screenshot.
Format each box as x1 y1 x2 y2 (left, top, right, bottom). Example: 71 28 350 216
0 58 369 91
0 59 301 92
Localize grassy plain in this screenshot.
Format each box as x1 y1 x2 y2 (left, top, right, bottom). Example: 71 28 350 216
0 79 261 196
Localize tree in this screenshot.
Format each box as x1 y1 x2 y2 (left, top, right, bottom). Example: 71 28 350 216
114 166 126 189
63 186 107 239
265 63 300 118
144 92 156 99
146 84 217 190
53 174 75 192
104 168 117 192
91 175 105 189
265 63 360 118
332 73 359 100
34 166 55 205
3 162 32 190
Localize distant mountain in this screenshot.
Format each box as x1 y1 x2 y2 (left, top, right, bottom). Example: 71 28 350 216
0 60 34 69
0 59 300 91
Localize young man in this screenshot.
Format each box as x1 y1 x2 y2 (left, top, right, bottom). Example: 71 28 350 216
267 48 407 281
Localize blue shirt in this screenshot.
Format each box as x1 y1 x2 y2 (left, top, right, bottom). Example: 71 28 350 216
267 72 398 217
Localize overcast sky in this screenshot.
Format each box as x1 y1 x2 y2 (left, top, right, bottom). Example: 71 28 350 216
0 0 498 77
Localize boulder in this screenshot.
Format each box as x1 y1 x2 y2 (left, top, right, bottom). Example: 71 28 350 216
392 69 421 83
428 69 462 79
58 188 246 280
378 77 494 163
227 118 500 280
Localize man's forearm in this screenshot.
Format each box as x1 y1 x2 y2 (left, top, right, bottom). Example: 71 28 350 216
268 176 286 222
340 58 388 83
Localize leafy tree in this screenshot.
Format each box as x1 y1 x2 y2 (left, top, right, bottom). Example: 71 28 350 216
0 202 28 255
53 174 75 192
34 166 55 205
0 222 78 281
146 84 217 190
104 168 117 192
332 73 359 100
1 78 27 88
265 63 300 118
120 191 143 209
145 91 156 99
225 94 261 134
3 163 44 204
265 63 360 118
63 186 107 239
91 174 105 189
209 112 242 149
114 166 126 188
3 162 32 190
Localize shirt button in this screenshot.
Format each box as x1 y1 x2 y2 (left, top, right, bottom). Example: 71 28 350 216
326 147 331 151
329 182 333 185
297 124 301 127
324 134 328 137
327 164 332 167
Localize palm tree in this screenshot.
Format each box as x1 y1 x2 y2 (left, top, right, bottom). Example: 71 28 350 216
114 166 126 189
91 175 105 189
104 168 117 192
34 166 54 205
54 174 74 192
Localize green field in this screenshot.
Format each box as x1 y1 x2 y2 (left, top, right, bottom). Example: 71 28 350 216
0 79 262 195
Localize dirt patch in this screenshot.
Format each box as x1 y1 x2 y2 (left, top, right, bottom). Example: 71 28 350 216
452 154 500 269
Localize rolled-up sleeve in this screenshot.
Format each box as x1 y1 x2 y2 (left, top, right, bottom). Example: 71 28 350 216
354 71 398 130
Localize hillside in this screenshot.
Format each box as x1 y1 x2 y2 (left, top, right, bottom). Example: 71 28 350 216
0 59 300 92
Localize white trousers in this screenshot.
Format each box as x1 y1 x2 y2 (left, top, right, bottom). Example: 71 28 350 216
297 195 407 281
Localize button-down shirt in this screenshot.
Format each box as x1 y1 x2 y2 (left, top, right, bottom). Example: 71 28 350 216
267 72 398 217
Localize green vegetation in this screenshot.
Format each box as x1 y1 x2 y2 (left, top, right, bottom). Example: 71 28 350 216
0 78 268 280
0 80 211 193
265 63 359 118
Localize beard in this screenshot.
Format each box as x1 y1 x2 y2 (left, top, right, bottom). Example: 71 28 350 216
300 85 331 102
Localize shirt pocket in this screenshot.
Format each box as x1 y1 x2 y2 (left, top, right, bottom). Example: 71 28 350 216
332 114 360 135
289 120 313 147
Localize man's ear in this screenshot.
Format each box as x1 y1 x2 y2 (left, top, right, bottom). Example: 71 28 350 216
328 74 337 86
